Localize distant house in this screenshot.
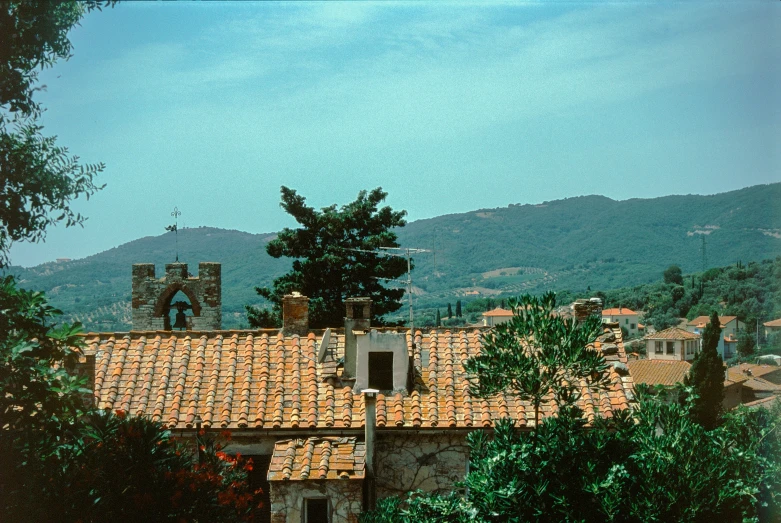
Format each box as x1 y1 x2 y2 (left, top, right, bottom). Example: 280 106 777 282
627 359 746 409
602 307 640 337
643 327 701 362
763 318 781 338
482 307 513 327
686 316 744 359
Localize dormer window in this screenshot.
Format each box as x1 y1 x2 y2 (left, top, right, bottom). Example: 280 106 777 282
368 352 394 390
353 330 409 393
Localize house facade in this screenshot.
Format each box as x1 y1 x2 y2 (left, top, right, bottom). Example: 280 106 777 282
73 263 635 523
602 307 641 338
763 318 781 338
643 327 701 361
481 307 513 326
686 316 744 359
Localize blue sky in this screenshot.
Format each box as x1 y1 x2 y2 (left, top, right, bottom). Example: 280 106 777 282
9 1 781 267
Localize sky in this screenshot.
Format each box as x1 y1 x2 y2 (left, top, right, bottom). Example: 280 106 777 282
8 0 781 267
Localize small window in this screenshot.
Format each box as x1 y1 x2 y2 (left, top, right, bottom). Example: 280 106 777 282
625 319 629 324
305 498 329 523
368 352 394 390
666 342 674 355
630 323 636 330
655 341 663 354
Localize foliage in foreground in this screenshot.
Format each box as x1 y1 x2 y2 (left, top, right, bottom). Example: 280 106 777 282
362 391 781 523
0 275 262 522
0 1 107 265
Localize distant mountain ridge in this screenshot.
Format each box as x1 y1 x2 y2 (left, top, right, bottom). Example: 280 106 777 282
6 183 780 330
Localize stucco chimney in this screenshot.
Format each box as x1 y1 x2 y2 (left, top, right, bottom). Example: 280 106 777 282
362 388 378 511
344 297 371 378
282 292 309 336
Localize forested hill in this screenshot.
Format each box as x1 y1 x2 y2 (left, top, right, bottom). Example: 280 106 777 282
6 183 780 330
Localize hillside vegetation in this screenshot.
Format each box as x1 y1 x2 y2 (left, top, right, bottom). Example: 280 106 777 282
5 183 780 330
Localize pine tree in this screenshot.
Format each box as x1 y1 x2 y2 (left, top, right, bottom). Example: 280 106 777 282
436 309 441 327
456 300 462 318
447 303 453 319
684 311 725 429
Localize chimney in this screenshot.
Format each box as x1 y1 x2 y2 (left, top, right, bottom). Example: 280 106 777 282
573 298 602 322
282 292 309 336
344 297 371 378
362 389 378 511
66 354 96 408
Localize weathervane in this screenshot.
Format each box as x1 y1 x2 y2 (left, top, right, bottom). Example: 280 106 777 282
166 206 181 262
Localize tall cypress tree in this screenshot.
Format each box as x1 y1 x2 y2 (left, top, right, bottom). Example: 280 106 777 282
436 309 441 327
684 311 725 429
447 303 453 319
456 300 462 318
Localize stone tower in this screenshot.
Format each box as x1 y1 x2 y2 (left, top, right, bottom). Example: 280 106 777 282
131 262 221 331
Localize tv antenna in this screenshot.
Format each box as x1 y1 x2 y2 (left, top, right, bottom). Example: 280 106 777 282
344 246 430 336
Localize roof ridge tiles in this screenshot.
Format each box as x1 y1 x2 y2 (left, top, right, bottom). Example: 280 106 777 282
168 336 191 428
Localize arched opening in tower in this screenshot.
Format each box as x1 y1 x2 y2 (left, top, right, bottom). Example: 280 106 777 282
166 290 194 331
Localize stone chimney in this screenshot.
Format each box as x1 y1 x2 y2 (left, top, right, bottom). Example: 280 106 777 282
343 297 372 378
66 354 96 408
282 292 309 336
572 297 602 322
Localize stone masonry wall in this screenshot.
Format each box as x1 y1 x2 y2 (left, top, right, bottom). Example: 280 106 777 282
131 262 221 330
269 480 362 523
375 432 469 499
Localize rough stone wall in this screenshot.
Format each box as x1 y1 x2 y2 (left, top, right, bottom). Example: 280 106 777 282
131 262 221 331
282 294 309 336
269 480 362 523
375 432 469 499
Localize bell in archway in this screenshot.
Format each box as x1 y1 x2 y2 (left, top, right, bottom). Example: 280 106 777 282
173 309 188 330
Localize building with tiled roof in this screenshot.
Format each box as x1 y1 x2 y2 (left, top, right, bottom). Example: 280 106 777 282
481 307 513 326
643 327 701 362
627 360 691 387
627 360 746 409
602 307 641 338
72 264 635 523
686 315 744 359
763 318 781 337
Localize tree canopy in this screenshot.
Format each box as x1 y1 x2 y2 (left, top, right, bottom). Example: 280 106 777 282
684 310 725 429
0 1 106 266
248 186 408 328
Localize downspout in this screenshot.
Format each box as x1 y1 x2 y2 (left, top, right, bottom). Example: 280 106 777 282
362 389 378 511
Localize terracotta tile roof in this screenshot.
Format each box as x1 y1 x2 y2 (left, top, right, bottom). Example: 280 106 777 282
82 325 633 431
482 307 513 317
742 377 781 393
734 363 781 382
602 308 638 316
267 437 365 481
725 369 749 385
687 316 738 328
763 318 781 328
743 396 781 410
643 327 700 340
627 360 691 387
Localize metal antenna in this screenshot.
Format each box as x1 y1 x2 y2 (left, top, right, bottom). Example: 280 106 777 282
343 246 430 335
166 206 181 262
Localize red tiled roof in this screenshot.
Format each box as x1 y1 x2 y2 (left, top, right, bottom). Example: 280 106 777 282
83 325 632 431
627 360 691 387
743 396 781 410
482 307 513 317
643 327 700 340
602 308 638 316
267 437 364 481
763 318 781 328
734 363 781 383
687 316 738 328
